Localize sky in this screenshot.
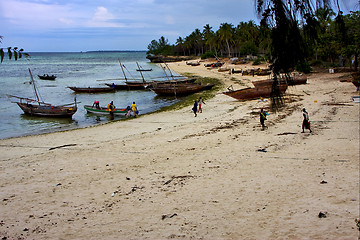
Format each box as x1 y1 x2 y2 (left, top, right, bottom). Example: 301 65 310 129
0 0 358 52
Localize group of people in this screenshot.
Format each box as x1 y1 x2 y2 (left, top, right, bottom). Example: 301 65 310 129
259 107 312 133
192 97 205 117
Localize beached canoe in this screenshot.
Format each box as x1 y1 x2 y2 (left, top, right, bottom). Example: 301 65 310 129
252 76 307 88
150 83 214 96
223 84 288 101
84 105 127 115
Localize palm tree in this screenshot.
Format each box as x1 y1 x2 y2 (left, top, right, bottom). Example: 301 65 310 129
0 36 28 63
217 23 235 57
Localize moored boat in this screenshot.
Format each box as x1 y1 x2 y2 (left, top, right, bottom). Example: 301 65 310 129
9 69 77 118
84 105 127 115
38 74 56 80
67 86 115 93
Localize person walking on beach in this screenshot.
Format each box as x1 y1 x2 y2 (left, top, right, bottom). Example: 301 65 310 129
198 97 205 113
302 108 312 133
260 108 267 130
192 100 198 117
131 101 138 117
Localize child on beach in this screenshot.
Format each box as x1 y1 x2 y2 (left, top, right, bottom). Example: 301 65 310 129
302 108 312 133
131 102 138 117
260 108 267 130
192 100 198 117
198 97 205 113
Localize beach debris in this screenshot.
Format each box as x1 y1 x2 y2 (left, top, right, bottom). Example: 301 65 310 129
163 175 195 185
257 148 267 152
277 132 297 136
161 213 177 220
320 180 328 184
49 143 77 150
355 218 360 231
318 211 328 218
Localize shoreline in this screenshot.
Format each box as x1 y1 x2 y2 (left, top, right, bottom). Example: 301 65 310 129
0 60 359 239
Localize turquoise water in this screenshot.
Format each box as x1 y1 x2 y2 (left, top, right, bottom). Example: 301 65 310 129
0 51 181 139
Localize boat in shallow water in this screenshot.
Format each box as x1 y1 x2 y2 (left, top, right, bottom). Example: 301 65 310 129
67 86 115 93
9 69 77 117
84 105 127 115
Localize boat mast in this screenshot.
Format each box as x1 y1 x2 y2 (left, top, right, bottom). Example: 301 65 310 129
28 68 41 104
118 58 128 83
136 62 146 84
163 62 175 81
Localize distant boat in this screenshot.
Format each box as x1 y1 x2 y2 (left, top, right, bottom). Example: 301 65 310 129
9 69 77 117
84 105 127 115
136 68 152 72
223 84 288 101
38 74 56 80
150 83 214 96
67 86 115 93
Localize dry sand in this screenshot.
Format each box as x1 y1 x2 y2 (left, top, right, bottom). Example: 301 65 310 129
0 60 359 239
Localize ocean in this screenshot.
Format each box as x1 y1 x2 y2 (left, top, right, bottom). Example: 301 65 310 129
0 51 181 139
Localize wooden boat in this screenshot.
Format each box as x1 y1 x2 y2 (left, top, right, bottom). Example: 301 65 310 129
84 105 127 115
38 74 56 80
150 83 214 96
223 84 288 101
67 86 115 93
9 69 77 117
252 76 307 88
351 72 360 88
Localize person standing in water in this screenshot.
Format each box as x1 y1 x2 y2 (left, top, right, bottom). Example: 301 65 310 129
131 102 138 117
302 108 312 133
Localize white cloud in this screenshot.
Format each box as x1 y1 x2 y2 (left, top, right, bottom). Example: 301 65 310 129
87 6 125 28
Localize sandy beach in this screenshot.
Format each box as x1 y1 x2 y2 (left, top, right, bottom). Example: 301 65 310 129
0 60 359 239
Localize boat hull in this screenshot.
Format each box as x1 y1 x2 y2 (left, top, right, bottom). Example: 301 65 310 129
252 77 307 88
84 105 127 115
223 85 288 100
150 84 214 96
17 102 77 117
67 87 115 93
38 75 56 80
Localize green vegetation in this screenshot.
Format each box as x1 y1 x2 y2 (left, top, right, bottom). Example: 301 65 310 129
147 11 360 72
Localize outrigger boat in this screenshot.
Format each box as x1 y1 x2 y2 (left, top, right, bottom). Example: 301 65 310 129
9 69 77 117
84 105 127 115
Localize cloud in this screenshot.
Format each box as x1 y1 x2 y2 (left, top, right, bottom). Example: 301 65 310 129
87 6 125 28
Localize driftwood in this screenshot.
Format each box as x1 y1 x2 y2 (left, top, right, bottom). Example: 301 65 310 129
49 144 77 150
